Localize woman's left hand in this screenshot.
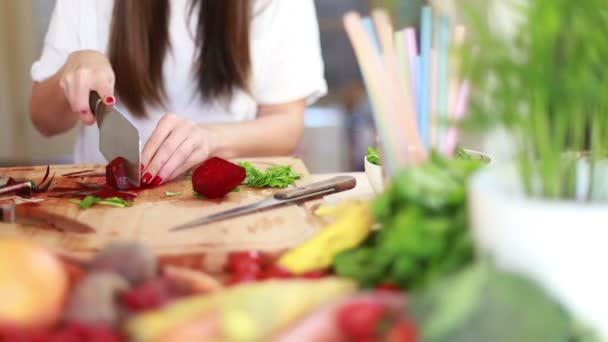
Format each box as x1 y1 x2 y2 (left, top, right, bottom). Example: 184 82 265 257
140 114 216 186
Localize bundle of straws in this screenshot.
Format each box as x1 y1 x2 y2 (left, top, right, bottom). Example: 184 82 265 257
344 6 470 177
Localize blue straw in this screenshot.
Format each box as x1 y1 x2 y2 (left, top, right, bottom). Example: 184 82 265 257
437 15 452 149
419 6 433 149
362 16 381 54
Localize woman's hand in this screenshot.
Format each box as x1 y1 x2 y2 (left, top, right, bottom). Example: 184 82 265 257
59 50 116 125
141 114 217 186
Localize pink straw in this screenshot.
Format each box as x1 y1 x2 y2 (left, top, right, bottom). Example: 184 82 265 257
442 81 470 155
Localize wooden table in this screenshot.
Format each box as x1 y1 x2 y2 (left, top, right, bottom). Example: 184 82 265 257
0 162 374 270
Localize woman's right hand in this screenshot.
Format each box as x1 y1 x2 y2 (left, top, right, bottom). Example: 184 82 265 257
59 50 116 125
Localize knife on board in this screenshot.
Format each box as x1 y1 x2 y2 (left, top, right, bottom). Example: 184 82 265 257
89 92 141 188
0 202 95 234
170 175 357 232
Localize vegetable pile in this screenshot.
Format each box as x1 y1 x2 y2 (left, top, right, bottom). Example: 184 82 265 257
334 152 483 290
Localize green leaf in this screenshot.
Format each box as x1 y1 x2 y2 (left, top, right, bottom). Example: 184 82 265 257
164 191 182 197
366 146 381 166
79 195 101 210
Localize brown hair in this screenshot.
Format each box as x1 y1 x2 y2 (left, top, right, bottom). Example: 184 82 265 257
108 0 252 117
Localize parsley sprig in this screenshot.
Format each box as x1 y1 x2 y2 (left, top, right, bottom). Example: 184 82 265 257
239 162 301 188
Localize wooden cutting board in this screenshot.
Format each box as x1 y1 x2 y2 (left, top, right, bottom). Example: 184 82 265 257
0 157 326 265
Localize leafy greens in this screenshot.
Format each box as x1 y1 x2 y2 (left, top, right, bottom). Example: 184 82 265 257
239 162 301 188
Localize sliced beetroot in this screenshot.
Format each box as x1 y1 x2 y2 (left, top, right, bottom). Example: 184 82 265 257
192 157 246 199
106 157 132 191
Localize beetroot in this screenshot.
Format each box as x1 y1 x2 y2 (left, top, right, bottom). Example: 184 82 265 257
106 157 131 191
192 157 246 199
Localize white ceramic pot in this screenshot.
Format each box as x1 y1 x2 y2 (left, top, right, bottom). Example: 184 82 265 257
469 166 608 339
364 156 384 195
364 149 491 195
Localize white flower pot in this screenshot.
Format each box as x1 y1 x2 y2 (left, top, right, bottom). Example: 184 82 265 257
469 166 608 339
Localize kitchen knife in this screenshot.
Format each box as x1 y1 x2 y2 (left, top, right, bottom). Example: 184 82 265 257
170 175 357 232
89 92 141 188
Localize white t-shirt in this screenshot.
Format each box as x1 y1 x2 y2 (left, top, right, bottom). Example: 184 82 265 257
31 0 327 164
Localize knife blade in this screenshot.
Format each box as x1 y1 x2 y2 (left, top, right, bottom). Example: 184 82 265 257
89 92 141 188
170 175 357 232
0 202 96 234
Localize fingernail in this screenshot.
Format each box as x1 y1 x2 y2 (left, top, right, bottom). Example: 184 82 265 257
140 164 145 173
141 172 152 184
151 176 163 187
104 96 115 105
81 110 88 114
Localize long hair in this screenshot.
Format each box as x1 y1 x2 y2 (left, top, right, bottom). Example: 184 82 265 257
108 0 252 116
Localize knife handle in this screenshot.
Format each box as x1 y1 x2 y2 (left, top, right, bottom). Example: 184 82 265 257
89 91 102 116
274 176 356 200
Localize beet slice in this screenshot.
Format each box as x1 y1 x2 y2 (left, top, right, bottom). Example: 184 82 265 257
106 157 132 190
192 157 246 199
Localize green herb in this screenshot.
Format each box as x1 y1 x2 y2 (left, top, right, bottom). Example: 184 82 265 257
72 195 133 210
366 147 381 166
239 162 301 188
193 191 205 199
164 191 182 197
79 195 100 210
410 261 595 342
459 0 608 201
334 152 483 290
232 187 241 193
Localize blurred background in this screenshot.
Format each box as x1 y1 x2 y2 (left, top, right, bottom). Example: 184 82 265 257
0 0 483 173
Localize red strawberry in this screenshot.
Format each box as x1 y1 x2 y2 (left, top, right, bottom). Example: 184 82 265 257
192 157 246 199
386 318 418 342
335 300 391 342
106 157 132 190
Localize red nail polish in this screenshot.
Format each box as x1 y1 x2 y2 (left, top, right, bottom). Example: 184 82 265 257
140 164 145 173
104 96 115 105
151 176 163 187
141 172 152 184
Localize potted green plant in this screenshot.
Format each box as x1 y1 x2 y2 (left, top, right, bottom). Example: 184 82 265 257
461 0 608 337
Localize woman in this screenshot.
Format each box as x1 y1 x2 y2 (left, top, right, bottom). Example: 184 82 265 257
29 0 326 186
